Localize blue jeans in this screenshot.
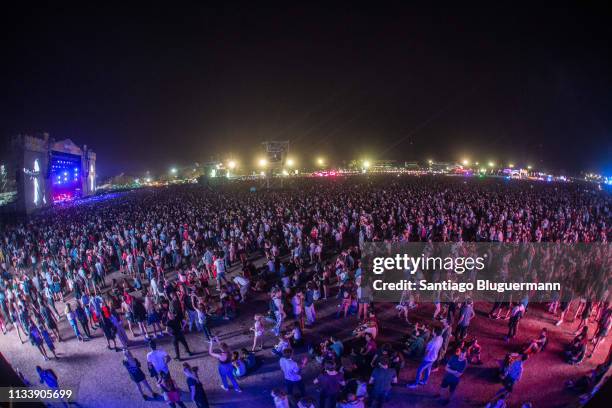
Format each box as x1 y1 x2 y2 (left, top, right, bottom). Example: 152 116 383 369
273 312 283 336
218 362 240 390
200 323 212 340
69 320 81 338
415 360 434 384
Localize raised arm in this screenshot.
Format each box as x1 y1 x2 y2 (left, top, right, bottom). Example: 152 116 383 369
208 340 222 359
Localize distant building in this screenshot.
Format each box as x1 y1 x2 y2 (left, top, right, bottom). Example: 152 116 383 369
371 160 398 170
404 161 421 170
8 133 96 213
430 161 455 172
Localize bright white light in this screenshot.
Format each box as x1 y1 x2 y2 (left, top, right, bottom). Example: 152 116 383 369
363 160 371 169
462 159 470 166
488 161 495 167
286 158 295 167
282 169 289 176
228 160 237 169
145 177 152 183
33 159 40 205
170 167 177 174
316 157 325 166
258 158 268 167
509 163 515 168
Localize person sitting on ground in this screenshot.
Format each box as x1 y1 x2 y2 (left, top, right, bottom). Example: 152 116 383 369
232 351 247 378
272 333 291 357
353 318 378 340
565 359 612 394
402 324 429 359
285 321 303 348
522 328 548 355
337 392 365 408
466 338 482 364
565 328 588 365
241 348 257 372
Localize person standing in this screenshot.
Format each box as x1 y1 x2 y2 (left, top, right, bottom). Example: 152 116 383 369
214 255 227 290
279 348 307 398
147 340 171 383
36 366 69 408
183 362 210 408
145 291 163 338
166 311 192 360
313 361 345 408
208 337 242 392
100 314 118 351
196 302 213 341
65 303 84 342
369 357 397 408
251 314 265 351
271 289 285 337
39 324 58 358
505 303 525 342
158 371 187 408
28 321 49 360
589 305 612 358
74 300 92 339
233 273 250 303
39 299 61 342
496 354 528 398
304 282 316 326
455 298 475 341
438 347 468 403
408 327 443 387
123 349 157 400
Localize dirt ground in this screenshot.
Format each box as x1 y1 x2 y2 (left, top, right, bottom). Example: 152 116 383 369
1 258 609 408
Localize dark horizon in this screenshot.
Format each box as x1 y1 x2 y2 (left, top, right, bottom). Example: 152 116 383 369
1 4 611 178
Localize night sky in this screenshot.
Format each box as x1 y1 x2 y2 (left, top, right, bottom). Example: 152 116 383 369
1 4 611 177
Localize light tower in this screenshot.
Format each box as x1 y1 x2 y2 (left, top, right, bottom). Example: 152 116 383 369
261 140 290 188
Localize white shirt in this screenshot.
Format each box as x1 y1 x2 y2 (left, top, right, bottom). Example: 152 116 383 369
214 259 225 274
279 357 301 381
147 349 169 374
233 276 248 287
424 335 443 362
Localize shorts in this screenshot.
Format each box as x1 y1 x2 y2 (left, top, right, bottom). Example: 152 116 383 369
125 312 135 324
134 311 146 323
147 311 160 325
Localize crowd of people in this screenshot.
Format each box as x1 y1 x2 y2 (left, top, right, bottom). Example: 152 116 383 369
0 176 610 407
